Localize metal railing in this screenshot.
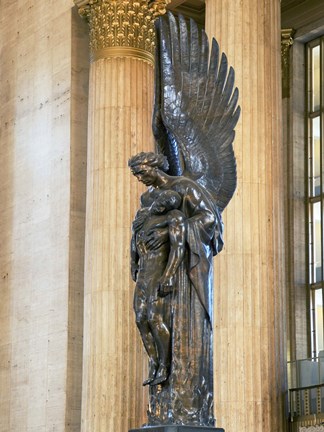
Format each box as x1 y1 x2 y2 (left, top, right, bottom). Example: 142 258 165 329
288 356 324 429
289 383 324 420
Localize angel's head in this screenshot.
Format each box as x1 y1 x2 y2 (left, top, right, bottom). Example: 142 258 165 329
128 152 169 186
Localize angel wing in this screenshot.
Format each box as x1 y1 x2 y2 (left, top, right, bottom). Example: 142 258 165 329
152 13 240 212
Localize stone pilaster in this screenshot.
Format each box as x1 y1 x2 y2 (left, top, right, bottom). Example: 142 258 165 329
205 1 286 431
73 1 170 431
281 29 295 98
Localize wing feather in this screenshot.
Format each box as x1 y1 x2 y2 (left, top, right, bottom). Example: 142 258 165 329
196 31 209 108
153 13 240 211
179 15 190 71
189 18 200 100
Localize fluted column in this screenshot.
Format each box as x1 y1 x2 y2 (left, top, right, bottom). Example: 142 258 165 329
205 1 286 431
74 1 170 431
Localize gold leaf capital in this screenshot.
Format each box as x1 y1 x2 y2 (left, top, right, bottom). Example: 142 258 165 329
74 0 171 62
148 0 171 17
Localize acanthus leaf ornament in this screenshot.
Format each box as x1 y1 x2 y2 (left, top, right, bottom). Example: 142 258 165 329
281 28 295 98
74 0 171 63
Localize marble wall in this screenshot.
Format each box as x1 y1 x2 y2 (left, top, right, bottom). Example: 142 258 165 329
0 2 88 431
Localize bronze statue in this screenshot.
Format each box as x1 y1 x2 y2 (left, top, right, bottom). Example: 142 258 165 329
129 12 240 428
131 187 185 386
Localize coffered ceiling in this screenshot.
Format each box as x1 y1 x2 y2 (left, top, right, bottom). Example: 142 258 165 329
281 0 324 31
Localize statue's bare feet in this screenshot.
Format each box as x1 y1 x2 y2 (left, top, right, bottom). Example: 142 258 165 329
151 364 169 386
143 360 158 386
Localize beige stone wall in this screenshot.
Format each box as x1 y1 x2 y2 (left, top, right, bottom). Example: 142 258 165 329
206 0 286 430
0 2 88 431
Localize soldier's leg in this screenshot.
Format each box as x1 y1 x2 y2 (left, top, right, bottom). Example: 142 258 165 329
134 282 158 385
148 297 171 385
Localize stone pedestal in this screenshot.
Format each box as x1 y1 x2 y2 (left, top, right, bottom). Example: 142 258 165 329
130 426 224 432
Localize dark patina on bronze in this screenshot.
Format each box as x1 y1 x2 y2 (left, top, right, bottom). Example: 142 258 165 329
129 12 240 429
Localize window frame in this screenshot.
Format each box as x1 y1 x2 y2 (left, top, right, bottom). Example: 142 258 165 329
306 36 324 357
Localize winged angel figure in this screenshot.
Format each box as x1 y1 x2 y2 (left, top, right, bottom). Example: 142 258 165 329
129 12 240 427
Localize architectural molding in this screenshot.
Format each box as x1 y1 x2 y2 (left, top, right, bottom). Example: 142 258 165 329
281 0 324 30
74 0 171 62
281 28 295 98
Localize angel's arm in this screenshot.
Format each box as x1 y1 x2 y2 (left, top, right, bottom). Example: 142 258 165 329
184 186 216 231
159 211 186 296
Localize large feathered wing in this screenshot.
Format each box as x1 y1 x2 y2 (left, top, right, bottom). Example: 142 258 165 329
152 13 240 212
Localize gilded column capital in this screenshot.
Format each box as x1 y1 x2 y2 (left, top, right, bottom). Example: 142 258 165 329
281 28 295 98
74 0 171 64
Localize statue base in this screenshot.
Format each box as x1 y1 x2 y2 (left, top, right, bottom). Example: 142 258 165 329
130 426 224 432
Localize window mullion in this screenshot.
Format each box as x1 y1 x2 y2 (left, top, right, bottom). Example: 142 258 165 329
307 37 324 356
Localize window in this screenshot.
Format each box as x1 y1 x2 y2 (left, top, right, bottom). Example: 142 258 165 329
307 37 324 357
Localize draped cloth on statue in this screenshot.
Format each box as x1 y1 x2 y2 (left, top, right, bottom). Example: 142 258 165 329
148 260 214 426
147 177 222 426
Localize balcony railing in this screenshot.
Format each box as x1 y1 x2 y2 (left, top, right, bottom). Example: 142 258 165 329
289 383 324 420
288 356 324 430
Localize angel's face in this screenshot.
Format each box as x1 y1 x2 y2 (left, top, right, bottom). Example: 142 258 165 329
133 166 158 186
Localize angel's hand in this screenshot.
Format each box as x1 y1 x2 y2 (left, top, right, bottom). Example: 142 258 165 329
132 209 149 232
144 228 168 250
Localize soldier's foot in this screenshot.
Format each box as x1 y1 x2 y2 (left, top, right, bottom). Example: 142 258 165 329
151 364 169 386
143 361 158 386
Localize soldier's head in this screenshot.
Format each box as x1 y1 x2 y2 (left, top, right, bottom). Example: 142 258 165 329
150 190 181 215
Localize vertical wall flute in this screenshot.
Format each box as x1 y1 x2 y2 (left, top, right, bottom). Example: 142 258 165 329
205 0 286 431
74 1 170 431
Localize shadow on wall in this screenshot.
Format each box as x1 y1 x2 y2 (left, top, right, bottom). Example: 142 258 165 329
65 6 90 431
